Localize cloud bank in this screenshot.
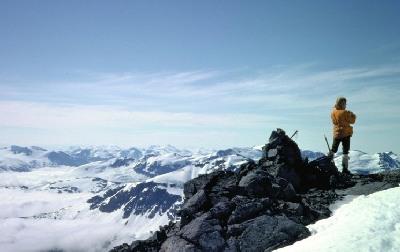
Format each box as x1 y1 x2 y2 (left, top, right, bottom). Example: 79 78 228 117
1 64 399 152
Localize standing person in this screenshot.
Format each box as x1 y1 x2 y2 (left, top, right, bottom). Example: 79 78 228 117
329 97 356 174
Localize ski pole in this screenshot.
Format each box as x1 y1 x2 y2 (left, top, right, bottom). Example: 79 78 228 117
290 130 298 139
324 134 331 152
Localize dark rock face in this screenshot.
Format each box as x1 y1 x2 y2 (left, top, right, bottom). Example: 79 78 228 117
111 158 135 168
377 152 400 169
120 148 143 159
31 146 47 151
110 129 400 252
46 151 81 166
69 148 111 163
215 149 236 157
91 177 110 193
47 149 112 167
10 145 33 155
49 185 80 193
88 182 182 220
133 156 191 177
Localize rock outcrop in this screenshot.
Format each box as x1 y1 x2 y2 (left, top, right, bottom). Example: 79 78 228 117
110 129 400 252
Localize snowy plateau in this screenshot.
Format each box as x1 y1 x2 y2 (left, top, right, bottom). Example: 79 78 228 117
0 145 399 252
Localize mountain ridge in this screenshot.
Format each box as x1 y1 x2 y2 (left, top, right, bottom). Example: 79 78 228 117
1 144 398 173
109 129 400 252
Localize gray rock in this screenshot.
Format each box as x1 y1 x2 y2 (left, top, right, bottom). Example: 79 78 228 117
239 169 273 197
223 237 239 252
183 172 219 199
258 129 307 191
210 201 235 219
280 182 297 201
285 202 304 216
227 223 244 237
276 164 302 191
160 235 200 252
231 195 251 205
239 215 310 252
267 149 278 158
198 230 226 251
182 189 207 213
207 172 238 205
228 202 265 224
179 213 222 242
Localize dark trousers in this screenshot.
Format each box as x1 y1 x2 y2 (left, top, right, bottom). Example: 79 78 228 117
331 136 351 154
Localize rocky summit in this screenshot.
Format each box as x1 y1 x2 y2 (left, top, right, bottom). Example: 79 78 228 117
110 129 400 252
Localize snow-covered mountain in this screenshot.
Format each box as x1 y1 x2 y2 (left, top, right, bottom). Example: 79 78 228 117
88 182 182 220
0 145 399 252
0 145 119 171
0 145 262 173
333 150 400 174
0 145 263 251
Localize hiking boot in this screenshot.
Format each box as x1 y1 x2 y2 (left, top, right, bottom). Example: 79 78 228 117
342 168 352 175
342 154 351 175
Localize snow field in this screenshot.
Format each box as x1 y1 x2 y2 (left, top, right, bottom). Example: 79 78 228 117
275 186 400 252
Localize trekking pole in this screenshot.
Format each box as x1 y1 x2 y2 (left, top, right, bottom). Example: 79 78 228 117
324 134 331 152
290 130 298 139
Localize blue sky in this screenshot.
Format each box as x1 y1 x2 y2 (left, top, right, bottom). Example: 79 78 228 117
1 0 399 153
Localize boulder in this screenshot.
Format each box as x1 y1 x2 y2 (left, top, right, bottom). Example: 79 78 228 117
238 169 273 197
259 129 340 192
180 189 208 225
227 201 265 225
160 236 200 252
238 215 310 252
258 129 306 191
210 201 235 220
179 213 225 251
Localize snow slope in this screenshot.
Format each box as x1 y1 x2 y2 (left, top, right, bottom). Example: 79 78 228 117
275 186 400 252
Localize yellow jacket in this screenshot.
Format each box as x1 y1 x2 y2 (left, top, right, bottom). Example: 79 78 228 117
331 108 356 139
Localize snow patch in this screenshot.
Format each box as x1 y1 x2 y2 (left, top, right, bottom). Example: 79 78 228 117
275 186 400 252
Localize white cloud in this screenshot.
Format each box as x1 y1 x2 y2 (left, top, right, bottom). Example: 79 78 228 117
0 188 137 252
0 101 281 129
1 63 399 152
2 64 399 111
